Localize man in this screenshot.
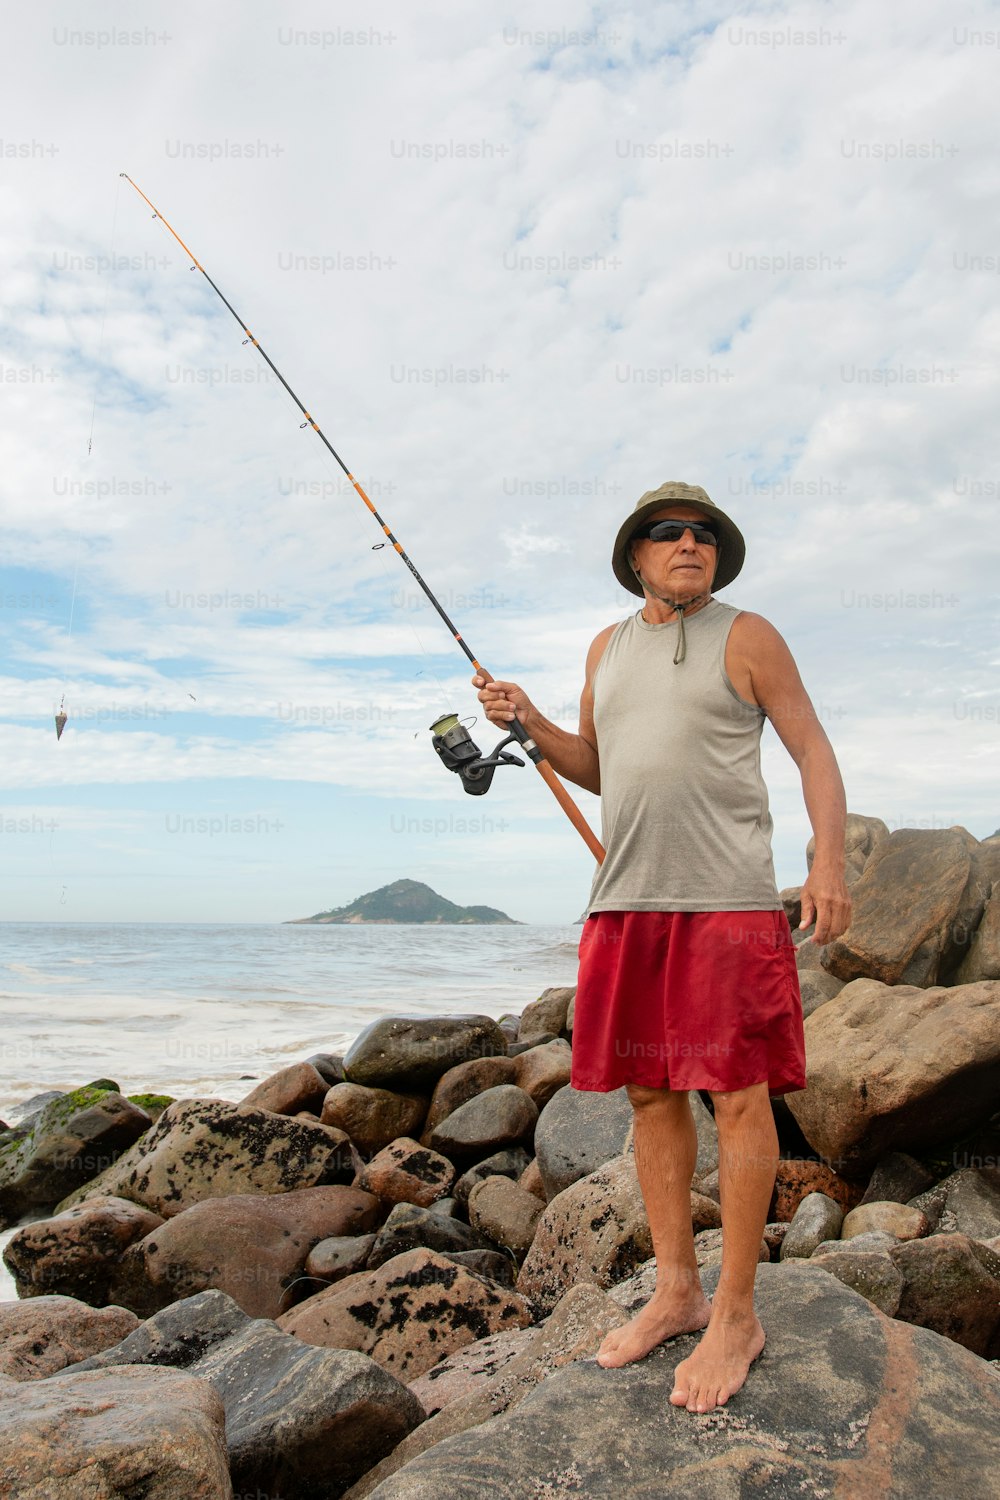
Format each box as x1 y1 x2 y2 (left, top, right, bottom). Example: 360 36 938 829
473 480 851 1414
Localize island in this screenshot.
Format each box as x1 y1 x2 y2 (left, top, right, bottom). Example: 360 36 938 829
286 878 519 925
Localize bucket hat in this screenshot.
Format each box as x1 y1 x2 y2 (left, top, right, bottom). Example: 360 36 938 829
612 481 745 598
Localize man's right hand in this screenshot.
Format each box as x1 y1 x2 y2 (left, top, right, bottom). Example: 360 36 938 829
471 672 536 732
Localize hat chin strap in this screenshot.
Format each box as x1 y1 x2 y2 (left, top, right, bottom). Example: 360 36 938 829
632 566 710 664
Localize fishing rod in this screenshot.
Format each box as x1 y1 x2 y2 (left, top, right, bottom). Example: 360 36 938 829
119 174 605 864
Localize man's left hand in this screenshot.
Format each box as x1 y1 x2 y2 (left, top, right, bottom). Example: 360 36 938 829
799 869 852 945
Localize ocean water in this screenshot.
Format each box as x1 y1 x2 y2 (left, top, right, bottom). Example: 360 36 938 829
0 921 580 1300
0 922 581 1118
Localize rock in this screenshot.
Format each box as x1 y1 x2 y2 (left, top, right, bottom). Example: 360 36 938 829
240 1061 329 1116
0 1086 152 1227
346 1283 627 1498
405 1326 531 1417
510 1039 572 1109
762 1222 788 1258
798 967 846 1017
67 1287 254 1372
366 1202 499 1269
518 1157 547 1201
506 1034 559 1055
467 1175 545 1260
432 1196 458 1217
690 1190 722 1232
518 986 574 1040
453 1147 532 1207
516 1153 653 1315
322 1081 427 1157
3 1194 164 1303
780 1192 844 1259
841 1200 928 1242
358 1260 1000 1498
343 1015 508 1092
944 840 1000 980
787 979 1000 1172
890 1232 1000 1356
109 1184 380 1318
442 1250 517 1288
822 827 971 985
62 1287 424 1499
193 1315 424 1499
770 1157 862 1220
56 1097 357 1216
813 1229 900 1256
0 1296 139 1380
305 1051 346 1086
859 1150 936 1206
497 1014 520 1044
689 1091 719 1179
277 1246 534 1380
0 1365 232 1496
687 1229 769 1274
780 885 802 927
532 1084 633 1201
809 1248 905 1315
419 1056 518 1146
304 1234 378 1286
808 813 890 886
429 1085 538 1162
356 1137 455 1208
909 1167 1000 1242
565 992 575 1037
957 881 1000 982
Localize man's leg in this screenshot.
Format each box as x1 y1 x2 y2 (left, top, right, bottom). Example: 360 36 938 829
596 1084 712 1367
669 1080 776 1411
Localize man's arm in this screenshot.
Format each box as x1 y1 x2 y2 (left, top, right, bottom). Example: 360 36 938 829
472 624 616 796
729 612 852 945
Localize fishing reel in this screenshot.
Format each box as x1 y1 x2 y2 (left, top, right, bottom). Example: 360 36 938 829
429 713 525 796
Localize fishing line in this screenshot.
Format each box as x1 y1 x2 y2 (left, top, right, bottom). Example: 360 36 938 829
119 174 604 863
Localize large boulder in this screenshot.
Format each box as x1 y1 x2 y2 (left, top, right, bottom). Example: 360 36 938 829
0 1364 232 1496
343 1015 508 1092
0 1296 139 1380
358 1261 1000 1497
63 1288 424 1499
192 1316 424 1499
108 1185 381 1318
345 1283 626 1498
532 1084 633 1201
55 1097 357 1216
321 1082 427 1157
0 1086 152 1227
277 1246 534 1380
429 1085 538 1162
787 978 1000 1172
516 1153 653 1314
3 1195 164 1303
822 828 971 986
942 838 1000 981
956 880 1000 983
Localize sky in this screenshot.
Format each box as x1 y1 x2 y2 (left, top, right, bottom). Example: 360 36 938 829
1 0 997 926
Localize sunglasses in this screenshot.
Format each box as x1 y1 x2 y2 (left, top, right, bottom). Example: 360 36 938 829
631 519 718 546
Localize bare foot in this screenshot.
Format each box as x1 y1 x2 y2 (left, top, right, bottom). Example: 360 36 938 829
596 1287 712 1368
669 1310 765 1412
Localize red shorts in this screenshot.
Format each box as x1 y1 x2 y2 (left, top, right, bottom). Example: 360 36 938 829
570 910 807 1097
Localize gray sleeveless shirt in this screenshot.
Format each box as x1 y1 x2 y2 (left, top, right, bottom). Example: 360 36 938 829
586 599 781 913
